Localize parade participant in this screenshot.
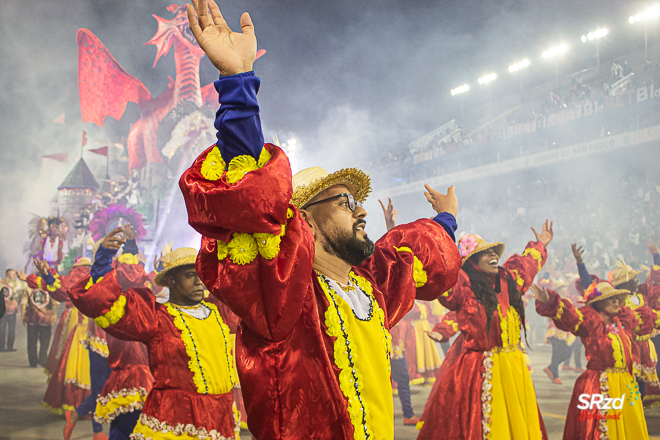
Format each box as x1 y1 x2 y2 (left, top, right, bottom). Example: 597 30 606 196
0 268 27 352
418 225 553 440
69 226 241 440
179 2 462 438
533 280 660 440
24 262 58 368
542 278 576 385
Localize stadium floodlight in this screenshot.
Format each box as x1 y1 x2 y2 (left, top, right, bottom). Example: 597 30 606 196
508 59 530 73
629 5 660 24
450 84 470 96
542 44 568 59
581 28 608 43
478 73 497 85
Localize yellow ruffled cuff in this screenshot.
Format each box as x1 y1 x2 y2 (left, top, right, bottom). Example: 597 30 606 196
393 246 427 287
228 233 258 265
85 276 104 290
118 253 140 265
46 274 62 292
200 146 226 181
253 233 281 260
94 295 127 329
522 247 544 271
226 155 258 184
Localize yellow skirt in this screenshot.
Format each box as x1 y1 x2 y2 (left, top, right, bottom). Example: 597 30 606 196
63 311 91 389
602 371 648 440
487 349 543 440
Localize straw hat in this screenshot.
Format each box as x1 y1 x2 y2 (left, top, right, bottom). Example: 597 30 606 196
552 278 568 290
291 167 371 209
153 247 198 287
72 257 92 268
608 259 642 287
583 281 630 306
457 233 504 266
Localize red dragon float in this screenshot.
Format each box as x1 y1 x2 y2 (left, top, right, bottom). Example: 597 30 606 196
77 4 265 171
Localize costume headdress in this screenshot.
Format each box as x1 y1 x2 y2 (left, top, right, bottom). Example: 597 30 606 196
153 247 198 287
457 233 504 266
583 281 630 306
291 167 371 209
607 259 642 287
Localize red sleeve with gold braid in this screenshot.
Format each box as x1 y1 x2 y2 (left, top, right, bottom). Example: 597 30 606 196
432 310 459 340
503 241 547 293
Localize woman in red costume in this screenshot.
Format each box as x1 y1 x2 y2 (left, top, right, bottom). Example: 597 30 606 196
533 280 660 440
27 257 96 415
69 228 240 440
418 224 553 440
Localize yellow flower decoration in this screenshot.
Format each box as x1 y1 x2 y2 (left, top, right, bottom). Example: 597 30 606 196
228 233 258 265
94 295 127 329
522 247 544 271
46 275 62 292
279 224 286 237
217 239 229 260
257 147 272 168
200 146 226 181
253 233 281 260
287 208 295 219
393 246 427 287
118 253 140 265
85 276 104 290
226 155 258 184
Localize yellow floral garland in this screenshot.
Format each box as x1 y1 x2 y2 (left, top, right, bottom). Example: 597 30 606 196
118 253 140 265
522 247 543 271
46 274 62 292
85 275 104 290
392 246 427 287
200 147 226 181
226 155 258 184
253 233 281 260
217 240 229 260
608 333 626 369
228 233 258 265
258 147 272 168
317 272 391 440
94 295 127 329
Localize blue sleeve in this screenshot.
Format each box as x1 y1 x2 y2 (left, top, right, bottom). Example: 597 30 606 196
577 263 592 289
123 239 138 256
214 71 264 163
91 246 118 282
432 212 457 243
43 272 56 286
653 253 660 266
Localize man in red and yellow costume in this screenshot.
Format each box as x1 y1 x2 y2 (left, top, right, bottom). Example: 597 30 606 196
179 2 462 438
70 226 240 440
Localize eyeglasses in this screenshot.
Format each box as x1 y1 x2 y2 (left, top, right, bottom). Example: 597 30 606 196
303 192 358 212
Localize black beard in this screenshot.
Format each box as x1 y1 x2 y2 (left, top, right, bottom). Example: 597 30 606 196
322 222 375 266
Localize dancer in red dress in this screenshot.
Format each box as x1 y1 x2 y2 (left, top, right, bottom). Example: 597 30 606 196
418 226 553 440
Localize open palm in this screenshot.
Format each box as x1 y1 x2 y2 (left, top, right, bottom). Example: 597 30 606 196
187 0 257 76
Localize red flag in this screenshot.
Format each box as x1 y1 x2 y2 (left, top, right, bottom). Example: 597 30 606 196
82 131 87 146
43 153 69 163
52 113 65 124
88 146 108 157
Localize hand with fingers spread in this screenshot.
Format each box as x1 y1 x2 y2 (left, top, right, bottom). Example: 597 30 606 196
378 198 398 231
424 185 458 217
648 240 659 255
571 243 585 264
102 227 126 250
426 330 444 343
186 0 257 76
529 283 550 304
122 223 137 241
33 260 50 277
153 251 165 273
18 271 27 281
531 219 554 247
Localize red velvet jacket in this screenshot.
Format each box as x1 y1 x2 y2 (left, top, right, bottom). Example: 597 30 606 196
180 143 462 439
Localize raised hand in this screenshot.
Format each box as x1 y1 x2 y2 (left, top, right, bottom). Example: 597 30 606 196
122 223 137 241
186 0 257 76
571 243 585 264
531 219 554 247
424 185 458 217
529 284 550 304
18 271 27 281
102 227 126 250
33 260 49 276
153 251 165 272
378 198 398 231
648 240 659 255
426 330 444 343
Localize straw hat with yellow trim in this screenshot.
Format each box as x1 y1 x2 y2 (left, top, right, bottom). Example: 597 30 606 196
72 257 92 268
608 259 642 288
457 233 504 266
583 281 630 306
153 247 198 287
291 167 371 209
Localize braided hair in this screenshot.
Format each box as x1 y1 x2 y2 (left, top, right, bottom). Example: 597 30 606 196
463 258 529 347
